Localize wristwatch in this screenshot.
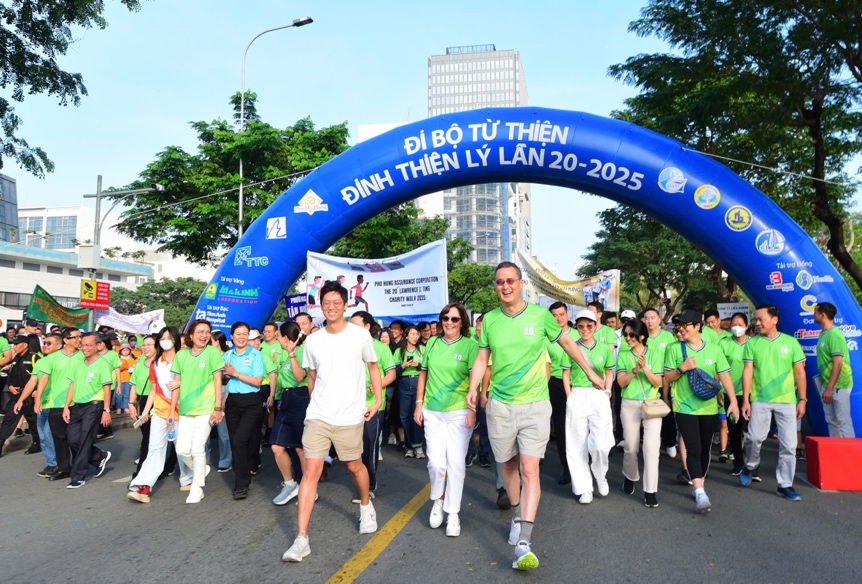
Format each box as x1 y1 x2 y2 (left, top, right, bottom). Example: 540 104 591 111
103 408 111 413
214 407 223 412
675 367 684 376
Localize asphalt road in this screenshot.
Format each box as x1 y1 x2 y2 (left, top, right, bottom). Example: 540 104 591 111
1 424 860 583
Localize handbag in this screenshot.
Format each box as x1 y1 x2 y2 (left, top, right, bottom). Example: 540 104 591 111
635 361 670 419
681 343 721 400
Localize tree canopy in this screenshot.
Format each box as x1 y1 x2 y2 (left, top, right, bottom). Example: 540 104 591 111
609 0 862 294
109 92 350 265
0 0 142 176
109 276 206 329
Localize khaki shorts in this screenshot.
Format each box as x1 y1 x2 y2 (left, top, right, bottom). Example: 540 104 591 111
302 418 364 461
486 398 552 461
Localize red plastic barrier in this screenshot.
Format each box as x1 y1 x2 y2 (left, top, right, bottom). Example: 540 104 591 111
805 436 862 491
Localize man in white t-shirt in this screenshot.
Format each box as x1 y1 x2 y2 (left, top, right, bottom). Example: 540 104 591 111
282 281 383 563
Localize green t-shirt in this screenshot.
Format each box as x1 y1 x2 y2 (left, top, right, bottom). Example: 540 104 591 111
102 350 121 389
816 326 853 389
701 326 719 345
421 335 479 412
130 357 152 396
171 345 224 416
398 345 423 377
716 330 731 343
720 337 748 397
594 324 617 349
548 328 577 379
0 337 10 357
69 353 114 405
569 339 613 388
259 340 281 386
617 347 663 400
664 341 730 415
38 349 81 408
479 303 562 404
648 329 676 358
277 345 308 400
743 333 805 404
367 339 396 407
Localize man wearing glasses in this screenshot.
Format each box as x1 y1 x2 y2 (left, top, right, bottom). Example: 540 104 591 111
466 262 605 572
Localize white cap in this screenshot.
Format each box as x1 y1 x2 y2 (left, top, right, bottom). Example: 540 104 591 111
574 309 597 323
149 319 166 333
621 309 637 319
248 330 262 340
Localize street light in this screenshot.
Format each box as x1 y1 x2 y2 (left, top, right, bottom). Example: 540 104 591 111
238 16 313 238
83 175 165 247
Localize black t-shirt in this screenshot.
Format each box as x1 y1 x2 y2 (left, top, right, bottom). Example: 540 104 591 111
9 351 40 388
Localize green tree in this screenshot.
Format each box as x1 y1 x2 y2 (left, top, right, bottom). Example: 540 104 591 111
579 205 719 317
109 277 207 329
109 92 350 265
610 0 862 290
447 263 498 315
0 0 143 176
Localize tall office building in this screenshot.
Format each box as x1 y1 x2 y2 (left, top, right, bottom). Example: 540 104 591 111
425 45 532 265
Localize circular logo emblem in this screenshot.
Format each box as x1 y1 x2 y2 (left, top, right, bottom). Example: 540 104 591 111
800 294 818 314
658 167 687 194
724 205 752 232
796 270 813 291
755 229 786 256
694 185 721 209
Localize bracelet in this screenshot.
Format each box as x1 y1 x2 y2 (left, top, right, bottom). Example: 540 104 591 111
416 399 423 403
214 407 223 412
129 402 137 406
798 397 808 402
289 353 296 358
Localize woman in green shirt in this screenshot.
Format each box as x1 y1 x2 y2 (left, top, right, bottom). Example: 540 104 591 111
616 320 664 508
128 334 156 477
397 325 424 458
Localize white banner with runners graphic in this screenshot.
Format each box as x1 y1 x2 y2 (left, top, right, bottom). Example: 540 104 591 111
305 240 448 322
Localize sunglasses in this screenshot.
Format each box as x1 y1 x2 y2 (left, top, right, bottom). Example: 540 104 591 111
441 316 461 323
494 278 520 287
623 332 639 339
677 322 694 330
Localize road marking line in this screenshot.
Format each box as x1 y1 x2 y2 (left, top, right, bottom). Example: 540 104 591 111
326 483 431 583
113 475 133 483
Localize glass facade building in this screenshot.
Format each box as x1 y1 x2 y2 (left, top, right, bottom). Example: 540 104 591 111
427 45 531 265
0 173 18 243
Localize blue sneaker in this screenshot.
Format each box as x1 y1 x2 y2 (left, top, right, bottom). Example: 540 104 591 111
739 467 753 486
777 486 801 501
273 481 299 506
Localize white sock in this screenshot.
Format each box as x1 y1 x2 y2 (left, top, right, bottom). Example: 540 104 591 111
286 479 297 487
695 487 705 495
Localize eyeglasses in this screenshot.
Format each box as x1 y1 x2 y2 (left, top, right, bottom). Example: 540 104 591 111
623 332 639 339
677 322 694 330
441 316 461 323
495 278 520 287
66 335 82 340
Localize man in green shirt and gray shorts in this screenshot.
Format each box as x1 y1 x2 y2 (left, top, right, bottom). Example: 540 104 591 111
467 262 604 572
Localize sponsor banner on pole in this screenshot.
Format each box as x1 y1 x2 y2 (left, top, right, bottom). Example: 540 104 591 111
283 294 307 321
516 249 620 312
26 285 89 327
306 240 448 322
94 307 166 335
717 302 750 321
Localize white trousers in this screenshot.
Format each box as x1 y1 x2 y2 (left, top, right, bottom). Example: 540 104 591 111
745 402 797 488
565 387 614 496
130 415 169 490
823 388 856 438
423 408 472 514
620 399 662 493
176 414 211 488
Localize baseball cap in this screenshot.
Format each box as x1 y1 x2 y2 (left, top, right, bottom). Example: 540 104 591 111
621 309 637 319
13 334 31 345
676 309 702 325
25 318 39 327
574 309 597 323
248 330 261 340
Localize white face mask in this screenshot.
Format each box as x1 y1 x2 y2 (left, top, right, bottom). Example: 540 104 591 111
731 326 746 338
159 339 174 350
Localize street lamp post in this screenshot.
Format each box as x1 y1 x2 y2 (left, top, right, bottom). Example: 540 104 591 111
238 16 313 238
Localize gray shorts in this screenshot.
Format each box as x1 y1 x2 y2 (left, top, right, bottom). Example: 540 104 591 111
485 398 552 461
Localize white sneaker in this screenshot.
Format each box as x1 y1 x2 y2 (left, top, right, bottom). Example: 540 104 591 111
429 499 444 528
378 450 383 461
282 535 310 562
415 446 426 459
186 487 205 504
666 445 678 458
695 491 712 514
512 541 539 571
507 517 521 545
597 480 609 497
579 492 593 505
387 434 397 445
446 513 461 537
359 501 378 534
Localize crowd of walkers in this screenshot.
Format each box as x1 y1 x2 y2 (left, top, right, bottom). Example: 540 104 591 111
0 263 854 572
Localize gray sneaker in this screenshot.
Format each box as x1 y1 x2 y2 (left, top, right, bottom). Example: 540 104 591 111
282 536 310 562
273 481 299 506
695 491 712 513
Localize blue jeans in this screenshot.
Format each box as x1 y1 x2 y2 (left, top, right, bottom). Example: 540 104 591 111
467 406 491 458
398 376 423 448
216 417 232 469
116 382 131 410
37 409 56 466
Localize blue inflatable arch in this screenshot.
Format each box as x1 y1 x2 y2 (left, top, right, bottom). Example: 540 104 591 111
191 107 862 437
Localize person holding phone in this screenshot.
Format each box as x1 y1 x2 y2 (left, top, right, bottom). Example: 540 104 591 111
397 326 424 458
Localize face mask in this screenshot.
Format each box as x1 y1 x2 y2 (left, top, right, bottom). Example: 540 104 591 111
159 339 174 350
731 326 746 338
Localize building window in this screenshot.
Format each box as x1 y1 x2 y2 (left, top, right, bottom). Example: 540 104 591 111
108 274 121 282
22 262 40 271
69 268 84 277
47 265 63 274
45 215 77 250
0 259 14 268
95 272 104 279
18 216 43 247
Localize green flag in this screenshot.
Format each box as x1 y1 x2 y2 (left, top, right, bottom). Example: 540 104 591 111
26 285 89 328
